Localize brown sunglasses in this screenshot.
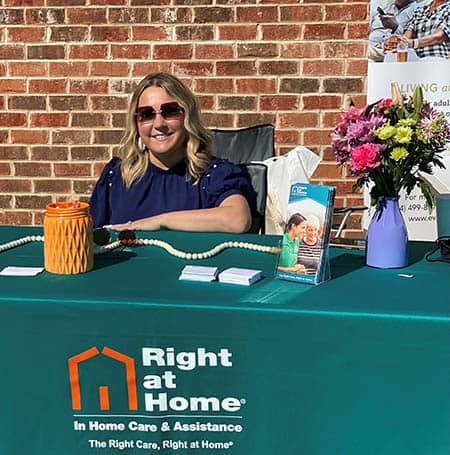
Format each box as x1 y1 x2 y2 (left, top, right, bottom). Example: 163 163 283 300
135 102 184 123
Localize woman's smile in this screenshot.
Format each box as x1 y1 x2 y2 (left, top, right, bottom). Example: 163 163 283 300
137 86 186 169
151 131 174 141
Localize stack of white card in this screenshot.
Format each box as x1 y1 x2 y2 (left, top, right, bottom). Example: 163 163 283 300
218 267 262 286
0 266 44 276
179 265 218 282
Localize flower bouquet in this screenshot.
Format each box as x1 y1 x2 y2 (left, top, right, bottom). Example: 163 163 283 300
331 84 450 268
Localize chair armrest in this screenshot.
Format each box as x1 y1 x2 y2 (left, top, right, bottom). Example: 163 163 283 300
333 205 368 239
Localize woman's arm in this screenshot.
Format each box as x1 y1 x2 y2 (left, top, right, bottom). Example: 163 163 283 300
277 263 307 274
384 28 447 52
408 28 448 48
110 194 252 234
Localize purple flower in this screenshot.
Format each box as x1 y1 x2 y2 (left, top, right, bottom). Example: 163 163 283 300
419 104 450 149
347 120 376 145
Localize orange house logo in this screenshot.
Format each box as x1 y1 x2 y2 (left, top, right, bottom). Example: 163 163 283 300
68 346 138 411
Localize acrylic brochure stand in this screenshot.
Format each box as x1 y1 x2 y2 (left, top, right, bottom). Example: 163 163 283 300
275 182 336 286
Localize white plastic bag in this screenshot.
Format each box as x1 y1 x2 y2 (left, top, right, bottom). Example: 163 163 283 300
262 146 320 234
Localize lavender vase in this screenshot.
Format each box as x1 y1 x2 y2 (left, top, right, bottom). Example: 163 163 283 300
366 197 408 268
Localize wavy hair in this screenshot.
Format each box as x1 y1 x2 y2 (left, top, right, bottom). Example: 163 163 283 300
119 72 214 189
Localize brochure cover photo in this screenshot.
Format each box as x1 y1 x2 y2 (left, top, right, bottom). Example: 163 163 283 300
276 183 336 285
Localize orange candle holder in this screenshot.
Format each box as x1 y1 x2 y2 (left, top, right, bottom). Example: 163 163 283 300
44 201 94 274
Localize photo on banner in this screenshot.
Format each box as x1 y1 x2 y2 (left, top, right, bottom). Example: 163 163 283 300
367 0 450 240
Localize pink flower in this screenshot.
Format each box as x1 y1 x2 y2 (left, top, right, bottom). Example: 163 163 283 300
350 143 381 175
377 98 392 108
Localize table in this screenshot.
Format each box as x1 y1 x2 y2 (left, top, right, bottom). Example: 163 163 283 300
0 226 449 455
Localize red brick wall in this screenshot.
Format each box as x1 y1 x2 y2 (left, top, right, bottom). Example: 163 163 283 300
0 1 369 232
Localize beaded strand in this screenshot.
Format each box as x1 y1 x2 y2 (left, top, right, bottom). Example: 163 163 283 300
0 235 44 253
135 238 280 259
0 236 280 259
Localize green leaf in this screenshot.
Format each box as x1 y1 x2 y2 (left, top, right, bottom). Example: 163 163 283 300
418 178 434 211
412 85 423 115
364 99 381 116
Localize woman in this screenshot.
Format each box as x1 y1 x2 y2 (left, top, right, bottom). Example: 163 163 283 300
277 213 307 274
90 73 252 233
297 214 322 276
384 0 450 59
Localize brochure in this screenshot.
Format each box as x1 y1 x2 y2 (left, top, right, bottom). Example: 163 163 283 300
275 182 336 285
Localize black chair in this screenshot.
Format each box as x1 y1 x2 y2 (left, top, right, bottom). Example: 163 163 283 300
212 124 275 164
238 162 268 234
211 124 274 234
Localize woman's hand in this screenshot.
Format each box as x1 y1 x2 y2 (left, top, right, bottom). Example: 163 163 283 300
277 263 307 274
293 263 307 274
108 194 252 234
380 14 399 33
383 34 402 52
109 217 161 231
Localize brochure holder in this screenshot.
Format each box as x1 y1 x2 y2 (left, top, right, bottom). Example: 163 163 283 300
275 183 336 286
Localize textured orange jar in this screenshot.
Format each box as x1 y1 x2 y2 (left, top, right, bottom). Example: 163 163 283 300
44 201 94 274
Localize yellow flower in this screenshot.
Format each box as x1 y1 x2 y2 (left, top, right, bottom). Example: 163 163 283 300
416 130 426 143
397 118 416 127
390 147 409 161
375 124 396 140
394 126 413 144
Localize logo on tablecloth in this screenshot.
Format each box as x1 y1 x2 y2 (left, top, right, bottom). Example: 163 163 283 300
67 345 243 414
68 346 138 411
67 346 246 451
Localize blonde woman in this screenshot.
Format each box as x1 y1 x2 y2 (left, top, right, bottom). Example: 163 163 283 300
90 73 252 233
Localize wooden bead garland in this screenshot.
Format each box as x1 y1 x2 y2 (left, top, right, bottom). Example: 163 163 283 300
0 235 280 259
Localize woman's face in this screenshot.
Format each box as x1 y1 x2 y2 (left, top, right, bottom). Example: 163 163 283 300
305 224 318 242
294 221 307 238
136 85 186 169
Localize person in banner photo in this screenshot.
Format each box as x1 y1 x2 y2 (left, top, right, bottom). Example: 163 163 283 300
384 0 450 59
277 213 307 274
297 214 323 276
90 72 254 233
369 0 419 62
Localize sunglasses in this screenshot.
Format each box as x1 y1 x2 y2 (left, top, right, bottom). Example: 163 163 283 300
135 102 184 123
93 228 137 247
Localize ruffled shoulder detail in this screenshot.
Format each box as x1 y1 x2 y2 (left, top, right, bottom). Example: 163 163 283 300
200 157 253 208
89 157 122 228
100 157 122 181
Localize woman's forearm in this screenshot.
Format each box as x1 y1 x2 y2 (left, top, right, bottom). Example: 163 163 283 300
113 194 252 233
408 28 448 48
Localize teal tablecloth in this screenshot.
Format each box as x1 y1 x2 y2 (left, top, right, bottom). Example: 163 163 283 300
0 226 449 455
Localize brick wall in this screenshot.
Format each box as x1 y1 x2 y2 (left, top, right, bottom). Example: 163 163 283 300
0 0 369 234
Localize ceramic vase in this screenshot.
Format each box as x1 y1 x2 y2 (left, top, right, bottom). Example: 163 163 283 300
44 201 94 274
366 197 408 268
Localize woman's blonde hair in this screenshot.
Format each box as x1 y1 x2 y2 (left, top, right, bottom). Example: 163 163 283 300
119 72 213 189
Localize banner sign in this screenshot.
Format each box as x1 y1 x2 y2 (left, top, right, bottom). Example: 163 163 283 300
367 0 450 240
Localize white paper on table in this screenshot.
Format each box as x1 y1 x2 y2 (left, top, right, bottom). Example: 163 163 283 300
0 266 44 276
179 265 218 282
218 267 262 285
